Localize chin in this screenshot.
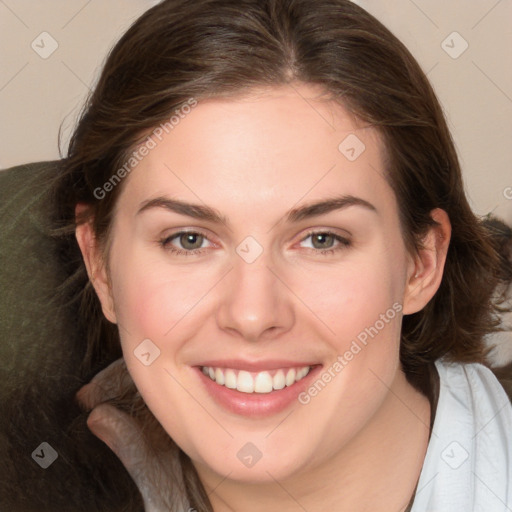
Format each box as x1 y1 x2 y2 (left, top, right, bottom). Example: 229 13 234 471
191 437 316 484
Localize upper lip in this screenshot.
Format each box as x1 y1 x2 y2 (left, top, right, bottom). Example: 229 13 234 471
195 359 320 371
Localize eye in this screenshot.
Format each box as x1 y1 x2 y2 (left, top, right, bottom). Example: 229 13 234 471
299 230 351 255
159 230 213 256
158 229 351 257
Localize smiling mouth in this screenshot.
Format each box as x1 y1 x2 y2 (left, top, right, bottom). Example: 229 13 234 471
201 365 312 394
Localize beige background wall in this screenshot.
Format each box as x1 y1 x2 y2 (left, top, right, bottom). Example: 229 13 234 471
1 0 511 222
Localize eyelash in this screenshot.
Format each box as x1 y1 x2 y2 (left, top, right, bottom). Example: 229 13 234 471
302 230 352 255
158 229 351 257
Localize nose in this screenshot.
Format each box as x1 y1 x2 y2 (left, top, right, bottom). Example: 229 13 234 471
215 249 295 343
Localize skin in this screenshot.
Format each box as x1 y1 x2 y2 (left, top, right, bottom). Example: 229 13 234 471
76 82 451 511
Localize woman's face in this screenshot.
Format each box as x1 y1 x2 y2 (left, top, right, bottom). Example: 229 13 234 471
96 83 422 483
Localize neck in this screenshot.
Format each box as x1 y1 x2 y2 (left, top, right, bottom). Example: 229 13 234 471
196 368 431 512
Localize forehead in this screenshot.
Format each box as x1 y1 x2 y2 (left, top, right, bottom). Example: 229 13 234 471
116 83 394 224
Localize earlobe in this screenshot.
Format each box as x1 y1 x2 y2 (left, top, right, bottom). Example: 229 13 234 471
75 203 117 324
402 208 451 315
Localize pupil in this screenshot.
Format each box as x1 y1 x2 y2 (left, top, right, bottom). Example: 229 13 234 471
314 234 332 249
182 233 202 249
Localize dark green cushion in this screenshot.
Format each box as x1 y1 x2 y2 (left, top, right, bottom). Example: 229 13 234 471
0 161 143 512
0 162 72 395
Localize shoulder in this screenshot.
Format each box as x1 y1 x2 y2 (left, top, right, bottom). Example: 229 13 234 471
488 360 512 404
435 358 512 407
434 358 512 429
410 359 512 510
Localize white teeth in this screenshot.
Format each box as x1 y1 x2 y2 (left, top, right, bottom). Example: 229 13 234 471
296 367 309 381
215 367 225 386
273 370 286 390
285 368 296 386
254 372 273 393
201 365 312 394
225 369 237 389
237 371 254 393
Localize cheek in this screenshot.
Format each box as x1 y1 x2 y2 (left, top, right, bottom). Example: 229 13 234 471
291 248 404 348
108 247 211 343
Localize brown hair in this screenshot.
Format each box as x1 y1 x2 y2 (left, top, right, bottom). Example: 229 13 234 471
52 0 507 509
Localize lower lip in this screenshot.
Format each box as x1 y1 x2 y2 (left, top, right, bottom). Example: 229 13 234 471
195 366 322 417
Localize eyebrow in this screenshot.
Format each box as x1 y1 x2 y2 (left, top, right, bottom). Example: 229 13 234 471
136 194 377 225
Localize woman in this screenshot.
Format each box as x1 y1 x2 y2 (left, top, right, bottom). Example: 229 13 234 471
51 0 512 510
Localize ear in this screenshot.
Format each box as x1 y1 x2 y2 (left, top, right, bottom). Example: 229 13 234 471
75 203 117 324
402 208 451 315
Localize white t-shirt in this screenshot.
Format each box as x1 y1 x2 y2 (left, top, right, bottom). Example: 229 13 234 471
410 359 512 511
